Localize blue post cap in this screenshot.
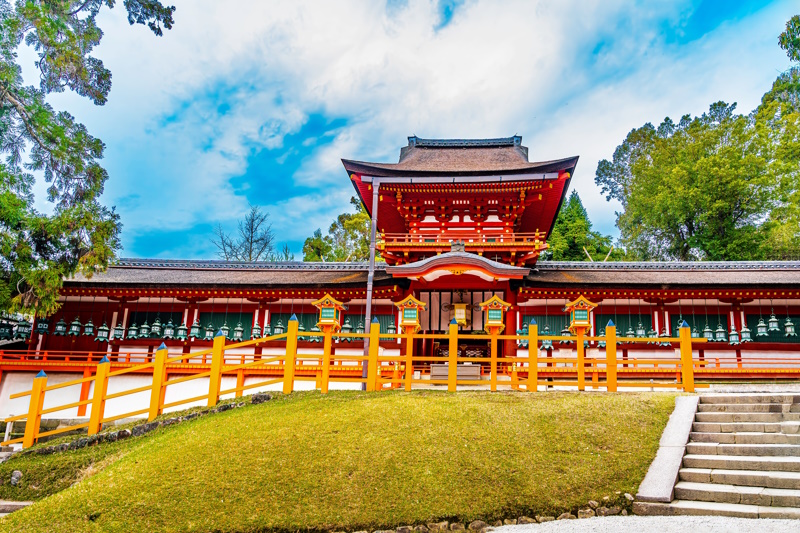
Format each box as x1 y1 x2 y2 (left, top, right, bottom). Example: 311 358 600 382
607 319 615 327
99 355 110 364
372 316 380 323
680 320 690 328
289 313 298 322
215 329 225 337
529 318 537 325
36 369 47 378
450 318 458 325
158 342 168 351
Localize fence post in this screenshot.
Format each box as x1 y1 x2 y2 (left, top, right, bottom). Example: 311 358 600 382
679 320 695 393
527 319 538 392
490 331 498 392
576 329 585 391
320 327 333 393
22 370 47 448
404 331 414 392
605 320 617 392
88 356 111 435
448 319 458 392
366 317 381 391
208 330 226 406
148 343 168 421
283 315 299 394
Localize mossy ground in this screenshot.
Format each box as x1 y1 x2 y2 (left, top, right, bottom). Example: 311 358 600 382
0 391 675 533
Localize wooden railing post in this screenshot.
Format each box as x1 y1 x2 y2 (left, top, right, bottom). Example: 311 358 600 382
404 330 414 392
679 320 695 393
22 370 47 448
605 321 617 392
88 356 111 435
321 327 332 394
148 343 168 421
448 319 458 392
576 329 585 391
208 330 226 406
527 319 538 392
489 331 498 392
283 316 299 394
366 318 380 391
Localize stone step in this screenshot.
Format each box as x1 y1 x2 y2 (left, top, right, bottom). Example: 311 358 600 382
700 394 800 405
674 481 800 507
698 403 786 413
680 467 800 490
692 422 783 434
633 499 800 518
695 412 789 423
689 431 800 445
687 442 800 457
684 454 800 472
0 500 32 513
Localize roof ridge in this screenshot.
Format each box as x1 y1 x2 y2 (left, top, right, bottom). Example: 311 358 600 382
535 261 800 271
407 136 522 148
112 258 384 271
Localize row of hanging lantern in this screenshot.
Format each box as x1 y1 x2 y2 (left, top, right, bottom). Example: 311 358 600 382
0 315 33 341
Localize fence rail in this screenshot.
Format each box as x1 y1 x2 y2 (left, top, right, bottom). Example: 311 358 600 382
0 318 740 449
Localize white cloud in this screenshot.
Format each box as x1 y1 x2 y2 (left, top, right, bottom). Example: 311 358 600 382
21 0 797 256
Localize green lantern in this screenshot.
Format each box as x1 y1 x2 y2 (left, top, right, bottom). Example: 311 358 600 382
740 323 751 343
162 318 175 339
127 321 139 340
233 322 245 341
297 321 306 341
658 327 671 347
714 323 727 342
702 323 714 340
541 324 553 350
559 325 571 345
355 321 364 335
220 321 230 340
768 312 780 332
273 320 285 335
625 325 635 343
728 326 740 345
387 317 397 335
139 320 151 338
112 322 125 341
0 322 13 340
339 318 352 342
519 323 529 348
83 319 95 337
251 322 262 339
691 325 700 339
646 326 657 344
14 318 32 340
35 318 50 335
786 317 796 337
635 322 646 338
756 317 769 337
188 319 202 339
203 322 215 341
261 321 271 337
95 322 110 343
150 316 163 338
68 317 82 336
176 321 188 341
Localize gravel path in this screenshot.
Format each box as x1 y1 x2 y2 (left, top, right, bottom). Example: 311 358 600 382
496 516 799 533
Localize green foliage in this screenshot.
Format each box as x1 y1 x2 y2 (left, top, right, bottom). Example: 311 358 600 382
0 1 175 316
780 14 800 63
303 196 372 262
596 100 800 260
0 391 675 533
543 190 623 261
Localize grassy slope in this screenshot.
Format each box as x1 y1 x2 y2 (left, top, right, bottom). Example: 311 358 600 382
0 391 675 533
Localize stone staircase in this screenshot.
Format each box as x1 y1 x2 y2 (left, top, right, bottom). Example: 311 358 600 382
643 394 800 518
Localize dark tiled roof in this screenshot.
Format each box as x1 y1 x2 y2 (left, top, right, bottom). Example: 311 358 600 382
531 261 800 287
68 258 392 288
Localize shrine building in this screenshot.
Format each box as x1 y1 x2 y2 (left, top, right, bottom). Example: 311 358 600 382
2 135 800 403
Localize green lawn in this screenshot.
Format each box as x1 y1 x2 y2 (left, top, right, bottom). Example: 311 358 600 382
0 391 675 533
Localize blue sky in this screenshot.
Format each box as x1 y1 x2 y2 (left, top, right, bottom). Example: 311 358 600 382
24 0 798 259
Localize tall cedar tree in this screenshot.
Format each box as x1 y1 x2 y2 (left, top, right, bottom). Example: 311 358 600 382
0 1 175 316
543 190 622 261
594 17 800 261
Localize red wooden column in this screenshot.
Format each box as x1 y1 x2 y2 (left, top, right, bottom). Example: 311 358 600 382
503 287 518 359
